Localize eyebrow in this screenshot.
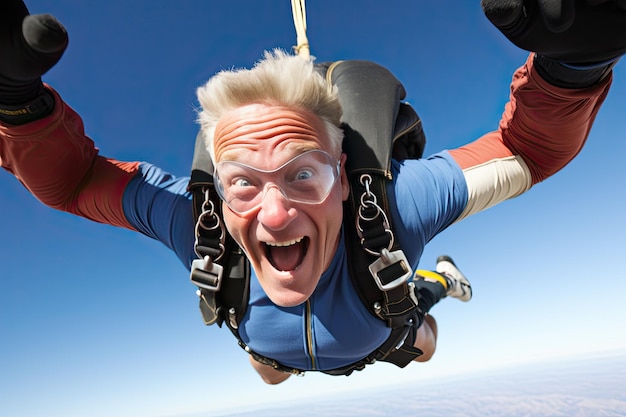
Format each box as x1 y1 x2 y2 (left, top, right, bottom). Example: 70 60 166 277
218 148 247 162
218 142 322 163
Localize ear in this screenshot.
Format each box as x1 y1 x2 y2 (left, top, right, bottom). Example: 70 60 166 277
339 153 350 201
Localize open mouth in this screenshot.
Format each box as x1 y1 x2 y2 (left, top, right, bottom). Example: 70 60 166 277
265 237 309 272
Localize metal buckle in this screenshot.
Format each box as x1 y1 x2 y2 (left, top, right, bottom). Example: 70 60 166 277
368 248 412 291
190 257 224 291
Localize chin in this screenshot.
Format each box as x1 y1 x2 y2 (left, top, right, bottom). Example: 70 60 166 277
272 297 306 308
267 289 311 308
263 272 318 307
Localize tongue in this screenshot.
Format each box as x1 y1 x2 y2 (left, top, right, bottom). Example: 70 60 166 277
269 241 305 271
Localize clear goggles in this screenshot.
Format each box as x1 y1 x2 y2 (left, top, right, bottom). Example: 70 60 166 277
214 150 341 214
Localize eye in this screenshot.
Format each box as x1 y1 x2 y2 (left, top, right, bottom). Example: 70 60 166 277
294 169 314 181
233 177 253 187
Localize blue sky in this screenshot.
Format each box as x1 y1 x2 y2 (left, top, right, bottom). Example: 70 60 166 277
1 1 625 417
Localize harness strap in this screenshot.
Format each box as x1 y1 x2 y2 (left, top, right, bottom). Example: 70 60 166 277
321 60 421 328
238 308 424 377
189 130 250 328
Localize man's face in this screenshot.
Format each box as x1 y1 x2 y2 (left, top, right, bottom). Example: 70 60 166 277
213 103 349 307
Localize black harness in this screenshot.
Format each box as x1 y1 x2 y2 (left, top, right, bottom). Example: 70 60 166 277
187 60 427 376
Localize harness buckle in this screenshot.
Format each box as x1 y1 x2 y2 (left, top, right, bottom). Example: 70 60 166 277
368 248 412 291
190 257 224 291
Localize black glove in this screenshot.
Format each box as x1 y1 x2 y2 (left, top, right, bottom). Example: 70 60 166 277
481 0 626 87
0 0 68 123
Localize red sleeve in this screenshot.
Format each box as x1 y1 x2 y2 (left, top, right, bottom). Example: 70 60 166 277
0 86 140 230
450 53 612 185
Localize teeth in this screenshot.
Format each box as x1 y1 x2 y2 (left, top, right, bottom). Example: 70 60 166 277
265 236 304 247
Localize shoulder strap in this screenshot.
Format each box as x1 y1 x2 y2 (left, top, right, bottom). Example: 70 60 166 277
318 60 424 321
315 61 426 368
316 60 425 175
188 131 250 330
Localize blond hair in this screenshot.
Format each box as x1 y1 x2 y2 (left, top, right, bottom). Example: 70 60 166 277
196 49 343 162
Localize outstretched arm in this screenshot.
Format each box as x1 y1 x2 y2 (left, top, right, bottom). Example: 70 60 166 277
449 53 611 220
0 88 141 229
0 1 196 266
448 0 623 220
0 1 143 230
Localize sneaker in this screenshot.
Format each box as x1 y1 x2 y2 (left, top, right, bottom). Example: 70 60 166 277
436 255 472 302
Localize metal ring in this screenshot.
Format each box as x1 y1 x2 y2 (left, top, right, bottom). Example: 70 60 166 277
359 174 373 197
357 198 381 222
193 187 226 261
202 197 216 213
197 210 222 231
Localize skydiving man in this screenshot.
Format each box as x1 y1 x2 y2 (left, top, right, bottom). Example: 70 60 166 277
1 0 624 383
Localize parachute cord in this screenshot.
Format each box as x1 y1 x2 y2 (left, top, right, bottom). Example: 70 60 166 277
291 0 310 59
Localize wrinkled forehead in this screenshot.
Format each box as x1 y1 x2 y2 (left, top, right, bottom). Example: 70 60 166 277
213 103 332 167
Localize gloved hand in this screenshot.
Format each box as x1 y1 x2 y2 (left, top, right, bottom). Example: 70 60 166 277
0 0 68 123
481 0 626 64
